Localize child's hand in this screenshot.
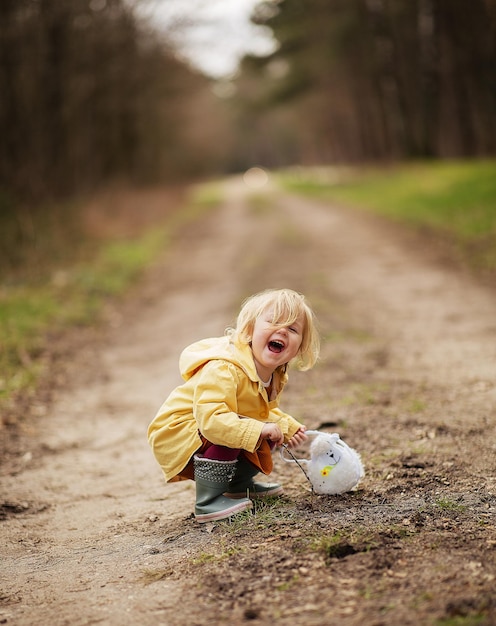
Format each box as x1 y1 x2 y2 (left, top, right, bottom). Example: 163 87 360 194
260 423 284 446
286 426 307 449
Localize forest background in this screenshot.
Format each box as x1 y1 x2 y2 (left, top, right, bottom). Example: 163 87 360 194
1 0 495 415
2 0 495 203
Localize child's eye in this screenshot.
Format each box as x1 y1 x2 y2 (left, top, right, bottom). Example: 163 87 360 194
289 326 298 333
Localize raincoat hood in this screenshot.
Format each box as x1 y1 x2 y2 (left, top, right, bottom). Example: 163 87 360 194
179 335 260 384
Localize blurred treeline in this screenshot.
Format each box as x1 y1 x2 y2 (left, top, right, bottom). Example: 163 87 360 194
232 0 496 168
0 0 231 205
1 0 495 205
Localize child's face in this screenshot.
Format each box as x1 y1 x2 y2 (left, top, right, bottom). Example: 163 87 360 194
250 307 304 378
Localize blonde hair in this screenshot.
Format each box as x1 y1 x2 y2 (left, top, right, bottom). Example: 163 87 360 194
228 288 320 371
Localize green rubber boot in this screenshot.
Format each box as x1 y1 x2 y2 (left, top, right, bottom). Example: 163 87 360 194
225 455 284 499
194 456 252 523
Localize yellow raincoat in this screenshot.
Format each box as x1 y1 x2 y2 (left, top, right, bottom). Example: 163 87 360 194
147 335 303 482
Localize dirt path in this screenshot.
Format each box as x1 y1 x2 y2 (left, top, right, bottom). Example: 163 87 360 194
1 177 495 625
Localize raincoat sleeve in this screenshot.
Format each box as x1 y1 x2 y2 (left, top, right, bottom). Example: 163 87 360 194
193 360 264 452
268 406 304 442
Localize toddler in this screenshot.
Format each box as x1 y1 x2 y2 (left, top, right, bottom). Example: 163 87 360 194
147 288 320 522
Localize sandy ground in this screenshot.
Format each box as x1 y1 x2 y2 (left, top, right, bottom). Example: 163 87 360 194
1 176 495 625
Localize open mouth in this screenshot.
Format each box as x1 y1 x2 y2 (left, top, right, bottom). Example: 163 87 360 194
268 340 285 353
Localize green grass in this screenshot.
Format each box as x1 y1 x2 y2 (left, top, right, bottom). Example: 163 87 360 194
280 160 496 274
434 498 468 512
435 616 486 626
0 229 168 402
0 184 221 408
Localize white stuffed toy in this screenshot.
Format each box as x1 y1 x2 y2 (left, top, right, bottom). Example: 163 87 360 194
281 430 364 495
